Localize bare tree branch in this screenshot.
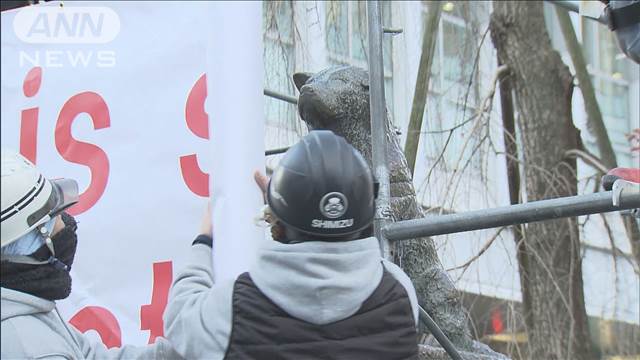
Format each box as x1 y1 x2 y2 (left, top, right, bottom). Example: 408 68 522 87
447 227 506 275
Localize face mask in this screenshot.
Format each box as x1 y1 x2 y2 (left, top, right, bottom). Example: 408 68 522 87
0 212 78 300
48 212 78 270
26 212 79 270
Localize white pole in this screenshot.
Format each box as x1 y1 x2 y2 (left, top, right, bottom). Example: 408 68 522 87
207 1 265 282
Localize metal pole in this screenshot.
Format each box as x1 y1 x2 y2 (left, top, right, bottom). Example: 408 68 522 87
261 90 295 156
383 27 403 34
384 190 640 241
366 8 462 358
367 1 392 260
419 306 463 360
265 147 289 156
264 88 297 104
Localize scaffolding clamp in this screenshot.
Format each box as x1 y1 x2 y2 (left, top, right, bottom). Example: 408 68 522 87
612 179 640 218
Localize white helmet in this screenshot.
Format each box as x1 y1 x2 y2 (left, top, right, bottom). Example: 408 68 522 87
1 149 79 249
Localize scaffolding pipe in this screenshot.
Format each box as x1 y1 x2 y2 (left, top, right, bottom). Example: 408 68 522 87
366 5 463 359
265 147 289 156
264 88 297 104
367 1 393 260
384 190 640 241
419 306 463 360
262 89 295 156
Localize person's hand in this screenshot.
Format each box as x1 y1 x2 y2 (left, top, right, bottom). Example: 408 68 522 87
199 202 212 237
253 170 286 241
254 170 269 204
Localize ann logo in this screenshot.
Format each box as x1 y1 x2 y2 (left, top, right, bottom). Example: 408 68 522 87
14 6 120 44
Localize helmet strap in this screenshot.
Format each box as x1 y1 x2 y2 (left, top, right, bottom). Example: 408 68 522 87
40 224 70 271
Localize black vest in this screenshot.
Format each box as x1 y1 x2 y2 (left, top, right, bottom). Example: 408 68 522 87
224 268 419 360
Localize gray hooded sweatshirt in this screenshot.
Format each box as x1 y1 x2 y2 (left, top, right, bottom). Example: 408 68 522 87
164 236 419 360
1 287 180 359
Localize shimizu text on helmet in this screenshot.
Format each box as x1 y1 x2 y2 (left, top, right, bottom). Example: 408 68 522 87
267 130 375 241
1 149 79 266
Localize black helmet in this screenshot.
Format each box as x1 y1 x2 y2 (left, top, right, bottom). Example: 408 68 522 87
267 130 374 238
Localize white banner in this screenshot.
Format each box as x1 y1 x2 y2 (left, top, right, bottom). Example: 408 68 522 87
1 1 264 347
208 1 264 283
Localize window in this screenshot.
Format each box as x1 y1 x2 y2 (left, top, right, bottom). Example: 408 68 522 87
264 1 297 130
325 1 394 114
426 1 478 103
420 1 484 170
581 19 635 167
423 95 480 172
326 1 348 58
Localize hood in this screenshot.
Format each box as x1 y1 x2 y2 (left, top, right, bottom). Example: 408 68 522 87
250 236 383 325
1 287 55 321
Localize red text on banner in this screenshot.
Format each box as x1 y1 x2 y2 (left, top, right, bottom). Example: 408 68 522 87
140 261 173 344
179 73 210 197
55 91 110 215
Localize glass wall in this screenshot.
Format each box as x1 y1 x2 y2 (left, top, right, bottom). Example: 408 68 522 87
325 1 394 114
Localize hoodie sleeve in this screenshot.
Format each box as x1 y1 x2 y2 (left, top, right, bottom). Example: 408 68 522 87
382 259 419 327
72 329 182 360
163 243 235 360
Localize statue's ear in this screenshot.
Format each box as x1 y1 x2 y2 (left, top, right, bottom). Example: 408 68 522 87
293 72 312 91
361 76 370 89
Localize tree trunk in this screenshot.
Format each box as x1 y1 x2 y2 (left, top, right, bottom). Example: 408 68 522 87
490 2 596 359
404 1 441 175
555 7 640 268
